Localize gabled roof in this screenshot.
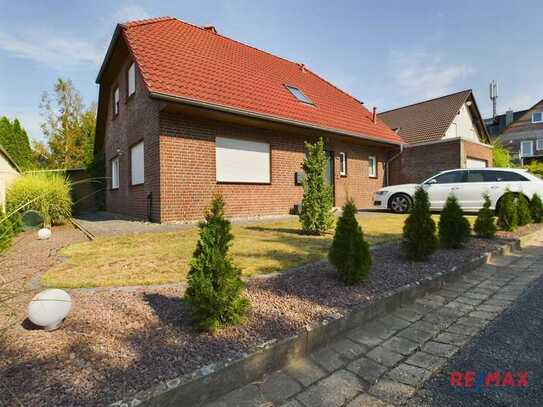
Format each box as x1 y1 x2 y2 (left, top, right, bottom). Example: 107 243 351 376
484 109 528 138
0 144 21 173
96 17 402 145
379 90 489 144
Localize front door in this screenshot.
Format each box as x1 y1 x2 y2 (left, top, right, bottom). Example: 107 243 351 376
325 151 335 205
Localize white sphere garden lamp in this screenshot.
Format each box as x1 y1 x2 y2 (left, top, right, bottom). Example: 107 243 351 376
27 289 72 331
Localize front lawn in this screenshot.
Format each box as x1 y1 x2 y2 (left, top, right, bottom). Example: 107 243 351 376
42 213 475 288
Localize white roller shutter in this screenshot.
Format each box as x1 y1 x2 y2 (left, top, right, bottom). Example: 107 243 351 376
216 137 270 183
131 141 145 185
466 158 487 168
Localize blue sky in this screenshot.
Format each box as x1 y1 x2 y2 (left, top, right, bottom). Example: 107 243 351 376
1 0 542 141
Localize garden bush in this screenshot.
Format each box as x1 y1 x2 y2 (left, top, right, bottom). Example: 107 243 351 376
530 193 543 223
184 195 249 333
497 191 517 231
439 194 471 248
6 172 72 226
402 186 437 261
299 138 334 235
517 194 532 226
474 194 497 238
0 209 13 253
329 198 371 285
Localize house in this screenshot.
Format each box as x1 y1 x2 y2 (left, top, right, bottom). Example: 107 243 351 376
94 17 403 222
379 90 493 185
0 144 20 212
485 99 543 165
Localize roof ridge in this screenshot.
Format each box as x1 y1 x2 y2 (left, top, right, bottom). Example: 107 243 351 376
379 89 472 115
120 16 175 28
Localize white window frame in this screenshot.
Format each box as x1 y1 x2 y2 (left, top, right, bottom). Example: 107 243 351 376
339 152 347 176
111 157 119 189
127 63 136 97
537 138 543 150
113 87 120 116
520 140 534 158
532 112 543 124
216 137 270 183
130 141 145 185
368 155 377 178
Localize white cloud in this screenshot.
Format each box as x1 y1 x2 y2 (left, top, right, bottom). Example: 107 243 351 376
0 31 103 69
112 5 151 24
388 49 473 100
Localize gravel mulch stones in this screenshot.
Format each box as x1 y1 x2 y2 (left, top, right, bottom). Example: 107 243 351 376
0 227 506 407
496 222 543 240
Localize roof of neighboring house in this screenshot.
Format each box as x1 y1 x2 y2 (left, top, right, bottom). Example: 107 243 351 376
484 109 528 138
0 144 21 173
96 17 402 146
378 90 489 145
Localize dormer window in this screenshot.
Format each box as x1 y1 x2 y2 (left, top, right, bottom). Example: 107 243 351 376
113 87 120 116
532 112 543 124
285 85 313 104
127 63 136 97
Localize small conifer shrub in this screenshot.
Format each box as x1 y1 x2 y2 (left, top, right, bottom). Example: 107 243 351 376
402 186 438 261
184 195 249 333
497 191 518 231
517 194 532 226
329 198 371 285
474 194 497 238
530 193 543 223
439 194 471 248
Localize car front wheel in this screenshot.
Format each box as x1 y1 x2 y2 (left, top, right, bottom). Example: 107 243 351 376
389 193 412 214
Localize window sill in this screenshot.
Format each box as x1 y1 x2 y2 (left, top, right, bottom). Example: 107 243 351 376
216 181 271 185
110 187 119 191
130 182 144 188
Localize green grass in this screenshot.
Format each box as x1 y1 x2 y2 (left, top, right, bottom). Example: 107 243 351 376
42 213 474 289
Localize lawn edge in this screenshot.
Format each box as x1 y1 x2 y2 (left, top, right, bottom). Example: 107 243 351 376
109 230 540 407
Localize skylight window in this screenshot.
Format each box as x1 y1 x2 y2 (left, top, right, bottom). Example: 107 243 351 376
285 85 313 104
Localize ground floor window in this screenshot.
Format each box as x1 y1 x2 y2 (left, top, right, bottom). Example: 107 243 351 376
111 157 119 189
216 137 270 183
521 140 533 157
130 141 145 185
339 152 347 176
368 155 377 177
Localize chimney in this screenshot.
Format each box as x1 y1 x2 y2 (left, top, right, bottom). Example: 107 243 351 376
372 107 377 123
203 25 217 34
299 63 306 73
505 109 514 126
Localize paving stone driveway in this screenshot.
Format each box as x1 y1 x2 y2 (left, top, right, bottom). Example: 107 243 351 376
203 243 543 407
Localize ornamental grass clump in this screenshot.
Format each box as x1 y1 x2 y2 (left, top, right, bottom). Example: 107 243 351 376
402 186 437 261
0 209 13 253
497 190 517 232
530 193 543 223
299 138 334 235
439 194 471 248
329 198 371 285
474 194 497 238
6 172 72 226
184 195 249 333
517 194 532 226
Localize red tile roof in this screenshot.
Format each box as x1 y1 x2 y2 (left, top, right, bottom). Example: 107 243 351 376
110 17 402 144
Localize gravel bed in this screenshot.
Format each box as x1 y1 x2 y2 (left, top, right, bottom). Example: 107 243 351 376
0 234 506 407
496 222 543 240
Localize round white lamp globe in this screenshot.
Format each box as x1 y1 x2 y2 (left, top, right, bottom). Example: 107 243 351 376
28 289 72 331
38 228 52 240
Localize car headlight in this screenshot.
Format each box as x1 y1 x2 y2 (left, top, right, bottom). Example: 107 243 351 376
374 190 388 196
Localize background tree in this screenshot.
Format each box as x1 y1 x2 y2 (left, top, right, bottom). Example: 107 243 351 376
402 186 438 261
474 194 497 238
36 78 96 169
299 138 334 235
517 194 532 226
492 142 513 168
329 198 371 285
497 191 517 231
530 193 543 223
0 116 33 169
184 195 249 332
439 194 471 248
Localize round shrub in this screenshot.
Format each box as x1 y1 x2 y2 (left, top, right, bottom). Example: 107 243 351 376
6 172 72 226
474 194 497 238
402 186 438 261
439 194 471 249
329 198 371 285
517 194 532 226
530 193 543 223
497 191 517 231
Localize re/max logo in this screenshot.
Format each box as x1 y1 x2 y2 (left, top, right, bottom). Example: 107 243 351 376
450 371 528 390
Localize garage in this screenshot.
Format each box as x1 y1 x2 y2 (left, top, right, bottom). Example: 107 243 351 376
466 157 488 168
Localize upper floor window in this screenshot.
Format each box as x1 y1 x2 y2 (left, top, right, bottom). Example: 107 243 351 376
285 85 313 104
113 87 120 116
339 152 347 176
521 140 533 157
537 138 543 150
532 112 543 123
130 141 145 185
368 156 377 178
127 63 136 97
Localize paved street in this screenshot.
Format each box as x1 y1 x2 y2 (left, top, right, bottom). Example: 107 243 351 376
203 240 543 407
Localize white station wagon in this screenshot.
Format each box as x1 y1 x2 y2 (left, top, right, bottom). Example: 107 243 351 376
373 168 543 213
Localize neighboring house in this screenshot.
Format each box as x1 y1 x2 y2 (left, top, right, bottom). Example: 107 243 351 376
94 17 403 222
485 99 543 165
0 145 20 212
379 90 493 185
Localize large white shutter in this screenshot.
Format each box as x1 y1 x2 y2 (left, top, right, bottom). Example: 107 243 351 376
216 137 270 183
131 142 144 185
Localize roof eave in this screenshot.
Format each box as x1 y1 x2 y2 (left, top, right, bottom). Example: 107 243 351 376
0 145 21 173
149 91 404 147
96 24 123 84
